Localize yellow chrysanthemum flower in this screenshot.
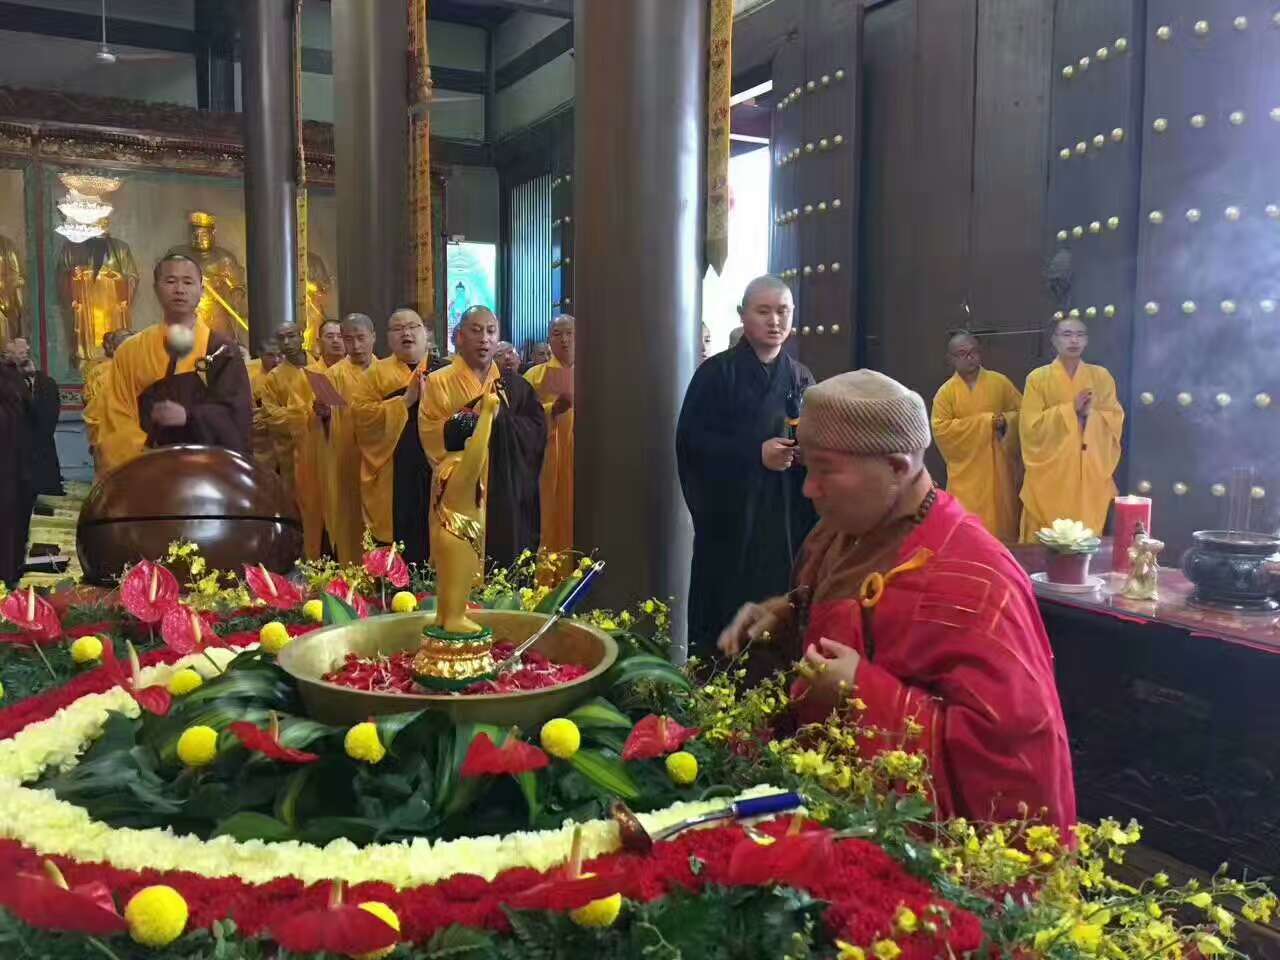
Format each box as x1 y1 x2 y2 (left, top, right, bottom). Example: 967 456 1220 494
70 635 104 665
871 940 901 960
258 621 291 654
894 906 918 935
302 599 324 622
167 668 204 696
665 751 698 786
390 591 418 613
351 901 401 960
345 722 386 764
540 718 581 760
176 726 219 768
570 893 623 928
125 885 189 947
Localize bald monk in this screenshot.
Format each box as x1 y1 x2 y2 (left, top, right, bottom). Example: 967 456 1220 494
495 341 521 377
420 306 547 567
98 254 251 473
931 331 1023 541
524 315 575 562
1019 317 1124 540
720 370 1076 830
261 321 341 559
350 308 440 567
246 338 282 474
318 313 377 563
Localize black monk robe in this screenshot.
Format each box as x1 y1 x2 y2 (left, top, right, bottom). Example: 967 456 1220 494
0 364 32 585
24 369 63 496
676 339 817 658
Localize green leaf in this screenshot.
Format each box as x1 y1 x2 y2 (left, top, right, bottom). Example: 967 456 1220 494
322 591 358 625
568 748 641 801
488 592 523 611
297 815 380 845
607 654 692 694
273 766 312 828
436 722 506 817
565 697 632 731
534 572 582 614
212 811 294 842
374 709 427 752
515 770 541 825
423 924 495 957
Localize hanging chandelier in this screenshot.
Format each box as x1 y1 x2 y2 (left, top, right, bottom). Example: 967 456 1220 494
53 172 122 243
58 191 114 225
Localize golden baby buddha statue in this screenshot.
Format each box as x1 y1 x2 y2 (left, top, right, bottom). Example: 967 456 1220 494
412 386 502 687
168 211 249 344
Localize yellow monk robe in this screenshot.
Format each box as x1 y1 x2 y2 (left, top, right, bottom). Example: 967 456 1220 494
1019 359 1124 541
351 356 418 545
97 321 210 472
524 357 574 558
261 360 328 559
81 358 113 454
322 357 371 563
931 369 1023 541
245 358 278 475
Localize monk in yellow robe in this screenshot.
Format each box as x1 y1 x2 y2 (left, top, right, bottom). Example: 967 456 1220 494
318 314 377 563
350 309 441 567
1019 317 1124 540
931 331 1023 541
98 255 251 473
420 306 546 567
261 321 343 559
83 329 130 461
246 339 282 474
524 314 575 562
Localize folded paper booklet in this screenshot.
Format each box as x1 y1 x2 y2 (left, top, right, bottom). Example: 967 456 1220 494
306 369 347 407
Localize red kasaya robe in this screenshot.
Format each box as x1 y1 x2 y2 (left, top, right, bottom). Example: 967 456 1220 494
793 490 1076 830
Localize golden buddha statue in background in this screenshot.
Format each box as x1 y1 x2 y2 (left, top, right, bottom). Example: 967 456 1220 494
0 233 25 349
168 211 249 345
56 220 138 367
303 251 333 354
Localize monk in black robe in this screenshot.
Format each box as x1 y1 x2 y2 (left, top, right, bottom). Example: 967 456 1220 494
98 255 252 472
420 307 546 568
0 361 32 585
3 338 63 495
677 276 817 659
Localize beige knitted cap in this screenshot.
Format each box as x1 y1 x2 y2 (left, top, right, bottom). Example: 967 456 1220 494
797 369 931 454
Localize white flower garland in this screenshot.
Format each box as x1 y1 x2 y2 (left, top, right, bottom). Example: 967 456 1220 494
0 649 781 889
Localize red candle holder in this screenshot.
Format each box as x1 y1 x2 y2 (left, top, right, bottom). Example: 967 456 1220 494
1112 496 1153 574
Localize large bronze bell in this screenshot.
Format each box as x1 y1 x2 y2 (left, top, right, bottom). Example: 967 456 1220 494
77 445 302 585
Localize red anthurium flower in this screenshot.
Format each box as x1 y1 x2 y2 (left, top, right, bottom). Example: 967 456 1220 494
326 579 372 618
270 882 399 956
101 641 172 716
621 715 700 761
363 545 410 589
725 828 836 889
505 870 624 912
0 860 126 937
120 560 180 625
243 564 305 610
461 732 550 778
0 588 62 644
160 603 217 656
229 714 320 765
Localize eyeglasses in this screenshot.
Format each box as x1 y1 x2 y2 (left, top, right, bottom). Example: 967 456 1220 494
949 348 980 360
389 323 424 335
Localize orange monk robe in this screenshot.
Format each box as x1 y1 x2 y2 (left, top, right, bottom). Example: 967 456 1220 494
1019 359 1124 541
261 360 328 559
350 356 419 545
81 358 112 454
524 357 574 557
931 369 1023 541
322 357 372 563
245 358 278 474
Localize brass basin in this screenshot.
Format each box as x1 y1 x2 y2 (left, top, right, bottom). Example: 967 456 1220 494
277 610 619 728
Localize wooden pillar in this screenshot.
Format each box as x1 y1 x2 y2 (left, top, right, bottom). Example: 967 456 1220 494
573 0 706 654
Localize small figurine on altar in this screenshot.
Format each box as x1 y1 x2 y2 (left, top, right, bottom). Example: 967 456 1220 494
1121 522 1164 601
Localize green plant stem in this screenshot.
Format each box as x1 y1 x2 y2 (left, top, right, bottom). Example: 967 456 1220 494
201 648 224 676
30 642 57 682
85 936 124 960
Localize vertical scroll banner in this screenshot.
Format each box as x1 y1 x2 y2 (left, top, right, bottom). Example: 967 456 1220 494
292 0 310 345
706 0 733 275
409 0 435 320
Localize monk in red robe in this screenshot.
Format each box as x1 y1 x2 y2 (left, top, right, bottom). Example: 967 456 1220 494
719 369 1076 830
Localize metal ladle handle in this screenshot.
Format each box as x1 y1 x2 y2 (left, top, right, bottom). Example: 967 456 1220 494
495 561 606 675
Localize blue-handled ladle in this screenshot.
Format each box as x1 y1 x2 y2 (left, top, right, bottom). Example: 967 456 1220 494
494 561 606 676
610 792 806 853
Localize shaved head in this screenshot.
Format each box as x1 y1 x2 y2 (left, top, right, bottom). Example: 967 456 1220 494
737 274 794 360
341 313 375 368
740 274 791 311
342 312 374 334
945 329 982 378
275 322 305 365
550 313 575 366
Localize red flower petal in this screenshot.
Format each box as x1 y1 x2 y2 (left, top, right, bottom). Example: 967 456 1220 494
363 546 410 589
243 565 305 610
460 733 550 778
229 722 320 765
504 871 624 912
0 872 126 937
621 715 700 761
326 580 372 618
725 830 836 888
100 643 172 717
160 603 216 655
0 589 63 643
271 904 399 954
120 560 180 625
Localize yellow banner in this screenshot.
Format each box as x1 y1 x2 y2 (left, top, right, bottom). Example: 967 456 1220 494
409 0 435 319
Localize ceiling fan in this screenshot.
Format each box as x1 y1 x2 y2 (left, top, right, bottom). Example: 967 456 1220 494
93 0 185 65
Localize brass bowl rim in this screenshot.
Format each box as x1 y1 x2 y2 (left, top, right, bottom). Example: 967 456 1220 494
277 610 620 706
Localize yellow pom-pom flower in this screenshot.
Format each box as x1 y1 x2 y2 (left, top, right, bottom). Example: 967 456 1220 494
894 906 918 935
70 635 104 665
258 620 292 654
125 885 189 947
167 668 204 696
302 599 324 622
569 892 623 928
872 941 902 960
665 751 698 786
540 718 581 760
176 725 219 768
350 901 401 960
345 722 386 764
390 591 418 613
